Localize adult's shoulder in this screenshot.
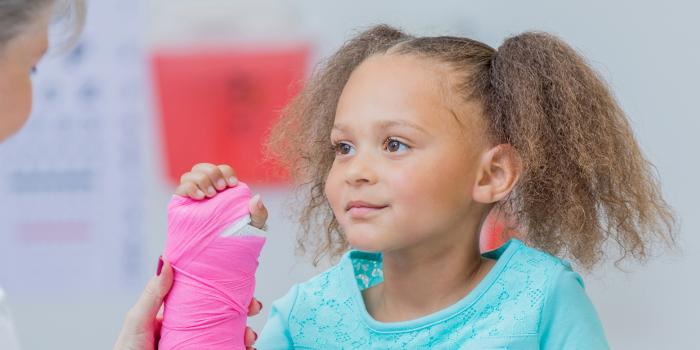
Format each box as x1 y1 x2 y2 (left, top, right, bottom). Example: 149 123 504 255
0 286 22 350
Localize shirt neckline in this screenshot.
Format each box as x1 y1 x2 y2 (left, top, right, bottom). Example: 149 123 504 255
341 238 523 333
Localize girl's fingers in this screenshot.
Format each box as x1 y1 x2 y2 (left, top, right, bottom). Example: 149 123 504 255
175 182 205 200
217 164 238 187
181 171 216 198
186 182 206 200
192 163 228 191
248 195 269 230
177 163 239 200
189 171 215 197
174 181 189 196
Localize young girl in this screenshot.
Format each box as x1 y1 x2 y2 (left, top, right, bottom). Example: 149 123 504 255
177 25 675 349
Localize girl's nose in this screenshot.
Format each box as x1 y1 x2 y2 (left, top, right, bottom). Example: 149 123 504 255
344 151 378 186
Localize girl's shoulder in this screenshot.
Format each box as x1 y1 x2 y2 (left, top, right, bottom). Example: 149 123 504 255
484 238 576 287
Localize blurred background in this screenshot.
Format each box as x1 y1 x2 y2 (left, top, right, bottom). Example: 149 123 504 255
0 0 698 348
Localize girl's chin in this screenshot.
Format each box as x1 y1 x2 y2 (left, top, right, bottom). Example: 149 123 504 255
344 229 390 252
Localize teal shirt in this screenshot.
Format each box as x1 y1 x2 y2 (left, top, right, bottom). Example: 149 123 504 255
256 239 609 349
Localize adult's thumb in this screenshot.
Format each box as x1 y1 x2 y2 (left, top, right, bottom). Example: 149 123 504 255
129 257 174 322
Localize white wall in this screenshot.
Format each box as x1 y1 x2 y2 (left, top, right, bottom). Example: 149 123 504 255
8 0 699 349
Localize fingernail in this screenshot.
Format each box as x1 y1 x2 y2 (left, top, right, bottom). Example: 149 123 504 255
156 256 163 276
217 179 226 189
256 196 264 210
195 190 205 198
207 187 215 196
251 194 260 208
228 177 238 186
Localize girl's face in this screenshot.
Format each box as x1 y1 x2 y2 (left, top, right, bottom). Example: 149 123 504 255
325 54 490 254
0 8 51 142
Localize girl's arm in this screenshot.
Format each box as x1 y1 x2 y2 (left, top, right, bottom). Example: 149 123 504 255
539 264 610 349
175 162 269 348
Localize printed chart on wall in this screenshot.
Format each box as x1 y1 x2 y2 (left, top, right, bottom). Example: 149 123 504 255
0 0 147 294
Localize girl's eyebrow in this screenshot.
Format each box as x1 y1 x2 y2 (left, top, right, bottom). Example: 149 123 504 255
332 120 428 134
331 124 349 132
376 120 428 134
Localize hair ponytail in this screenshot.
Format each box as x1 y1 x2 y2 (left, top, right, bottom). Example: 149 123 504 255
486 32 676 268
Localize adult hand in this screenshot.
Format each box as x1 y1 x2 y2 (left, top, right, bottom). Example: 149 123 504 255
113 261 265 349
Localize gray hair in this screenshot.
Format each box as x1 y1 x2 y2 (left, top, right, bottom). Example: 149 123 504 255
0 0 86 50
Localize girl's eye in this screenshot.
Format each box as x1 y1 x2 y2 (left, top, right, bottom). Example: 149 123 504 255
384 138 409 153
332 142 355 156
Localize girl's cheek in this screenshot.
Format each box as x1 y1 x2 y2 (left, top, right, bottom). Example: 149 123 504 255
324 169 342 208
388 169 423 203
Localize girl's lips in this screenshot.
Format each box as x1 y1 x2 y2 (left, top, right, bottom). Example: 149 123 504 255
347 205 388 219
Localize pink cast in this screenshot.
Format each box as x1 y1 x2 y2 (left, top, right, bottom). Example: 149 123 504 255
159 182 266 350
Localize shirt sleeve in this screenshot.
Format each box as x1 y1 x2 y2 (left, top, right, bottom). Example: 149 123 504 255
0 288 21 350
255 284 300 350
539 264 610 350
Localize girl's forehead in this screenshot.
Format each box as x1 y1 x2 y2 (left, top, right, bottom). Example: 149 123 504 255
334 54 482 135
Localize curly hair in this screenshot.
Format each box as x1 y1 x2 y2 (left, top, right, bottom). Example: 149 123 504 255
266 24 677 269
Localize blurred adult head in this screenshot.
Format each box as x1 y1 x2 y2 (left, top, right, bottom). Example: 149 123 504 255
0 0 85 141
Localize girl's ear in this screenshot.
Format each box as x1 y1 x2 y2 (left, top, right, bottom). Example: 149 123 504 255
472 144 521 204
